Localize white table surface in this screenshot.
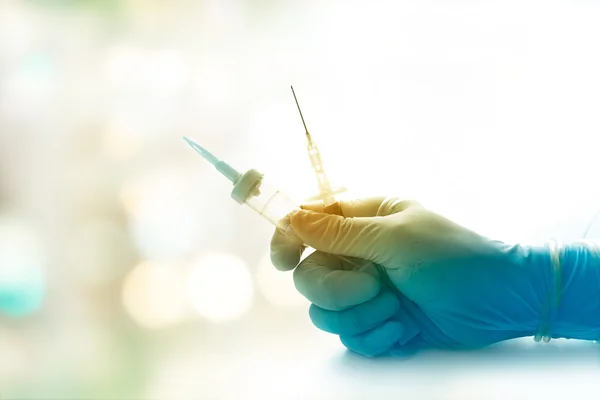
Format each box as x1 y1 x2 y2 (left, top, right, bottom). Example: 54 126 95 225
142 311 600 400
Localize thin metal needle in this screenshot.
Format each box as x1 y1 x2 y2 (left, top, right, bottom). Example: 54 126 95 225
291 85 310 135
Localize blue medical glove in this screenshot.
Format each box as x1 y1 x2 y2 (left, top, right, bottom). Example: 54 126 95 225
547 241 600 341
270 197 556 356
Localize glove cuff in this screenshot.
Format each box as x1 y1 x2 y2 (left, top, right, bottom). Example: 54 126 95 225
534 240 563 343
548 240 600 341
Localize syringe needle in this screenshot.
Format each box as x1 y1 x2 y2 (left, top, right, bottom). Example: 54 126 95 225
290 85 310 138
290 86 342 208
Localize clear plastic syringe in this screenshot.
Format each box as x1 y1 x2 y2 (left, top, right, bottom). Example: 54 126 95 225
183 136 374 274
183 137 301 239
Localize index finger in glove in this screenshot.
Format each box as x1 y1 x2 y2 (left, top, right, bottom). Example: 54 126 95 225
301 197 387 217
293 251 381 311
270 196 418 271
270 198 387 271
301 197 419 217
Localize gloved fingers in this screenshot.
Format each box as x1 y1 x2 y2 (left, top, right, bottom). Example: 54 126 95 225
308 291 400 336
388 335 425 358
394 314 420 346
377 198 422 216
301 197 388 217
392 294 424 346
289 210 387 259
269 197 393 270
270 228 306 271
293 251 381 311
301 197 421 217
340 320 405 357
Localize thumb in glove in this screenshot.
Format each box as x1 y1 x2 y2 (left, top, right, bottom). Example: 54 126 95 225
289 209 389 262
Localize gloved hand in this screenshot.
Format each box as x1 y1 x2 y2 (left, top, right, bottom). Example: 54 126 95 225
270 197 553 356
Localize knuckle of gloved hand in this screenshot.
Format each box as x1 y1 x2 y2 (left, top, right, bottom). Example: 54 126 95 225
388 213 412 234
378 197 400 215
380 198 419 215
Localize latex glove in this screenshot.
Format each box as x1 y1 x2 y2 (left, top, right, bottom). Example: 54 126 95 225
270 197 552 356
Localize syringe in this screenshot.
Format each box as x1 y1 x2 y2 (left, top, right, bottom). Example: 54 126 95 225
183 137 300 239
183 102 417 339
290 86 346 214
183 136 374 276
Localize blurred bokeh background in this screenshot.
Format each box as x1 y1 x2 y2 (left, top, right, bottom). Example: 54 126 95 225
2 0 600 398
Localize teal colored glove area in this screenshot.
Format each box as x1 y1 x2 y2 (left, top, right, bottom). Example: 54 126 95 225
270 198 559 357
551 241 600 341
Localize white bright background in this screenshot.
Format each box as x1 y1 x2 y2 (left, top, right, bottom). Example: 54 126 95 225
1 0 600 399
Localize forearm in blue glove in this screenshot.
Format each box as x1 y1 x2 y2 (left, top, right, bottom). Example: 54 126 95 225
549 241 600 341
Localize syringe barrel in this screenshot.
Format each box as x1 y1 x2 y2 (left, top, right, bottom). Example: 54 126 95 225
231 169 300 239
